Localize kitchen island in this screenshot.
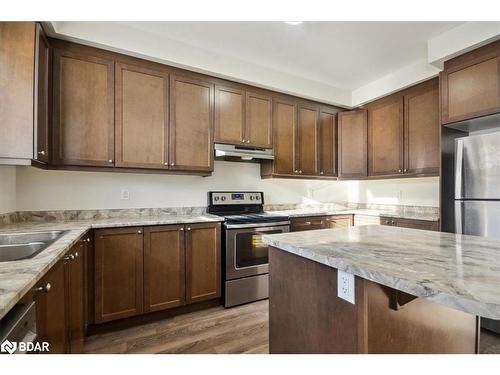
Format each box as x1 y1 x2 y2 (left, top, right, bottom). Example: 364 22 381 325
262 225 500 354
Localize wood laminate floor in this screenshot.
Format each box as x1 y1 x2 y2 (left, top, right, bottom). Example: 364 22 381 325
84 300 269 354
85 299 500 354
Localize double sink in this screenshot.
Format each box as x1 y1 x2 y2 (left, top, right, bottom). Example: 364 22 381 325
0 231 68 262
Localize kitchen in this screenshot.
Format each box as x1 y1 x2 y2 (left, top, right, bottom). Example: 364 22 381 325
1 6 500 369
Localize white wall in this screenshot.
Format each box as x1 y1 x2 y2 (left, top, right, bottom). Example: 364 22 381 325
0 166 17 214
14 163 438 211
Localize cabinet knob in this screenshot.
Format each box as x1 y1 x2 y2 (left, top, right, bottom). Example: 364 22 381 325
35 282 51 293
398 169 402 173
403 168 407 172
294 170 298 173
164 162 168 165
138 230 142 234
391 220 396 225
74 252 79 258
180 227 184 231
186 227 191 231
385 220 391 224
108 159 113 163
64 254 75 261
320 171 324 175
38 150 46 156
86 238 91 242
299 170 302 174
242 140 246 143
246 140 250 144
170 162 175 166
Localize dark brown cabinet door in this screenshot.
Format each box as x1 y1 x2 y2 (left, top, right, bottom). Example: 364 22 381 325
94 227 144 323
246 92 272 148
144 225 186 312
186 223 221 304
404 79 439 176
52 47 114 167
273 99 297 175
367 96 403 177
214 85 245 145
338 109 368 179
297 103 319 176
318 108 338 177
169 75 214 172
441 40 500 124
67 240 85 353
0 22 35 161
290 216 326 232
34 23 50 163
35 258 68 354
115 63 169 169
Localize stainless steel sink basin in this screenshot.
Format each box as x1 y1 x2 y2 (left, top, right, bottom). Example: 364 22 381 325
0 231 68 262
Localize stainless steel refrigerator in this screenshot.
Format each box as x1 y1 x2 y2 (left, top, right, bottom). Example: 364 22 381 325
455 131 500 333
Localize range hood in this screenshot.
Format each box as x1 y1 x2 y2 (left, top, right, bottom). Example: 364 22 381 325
214 143 274 161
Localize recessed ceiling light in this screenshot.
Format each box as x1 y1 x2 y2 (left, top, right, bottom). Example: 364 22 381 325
284 21 303 26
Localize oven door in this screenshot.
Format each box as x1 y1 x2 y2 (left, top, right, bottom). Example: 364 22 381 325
225 223 289 280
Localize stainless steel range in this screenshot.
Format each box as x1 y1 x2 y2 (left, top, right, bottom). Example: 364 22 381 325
207 191 290 307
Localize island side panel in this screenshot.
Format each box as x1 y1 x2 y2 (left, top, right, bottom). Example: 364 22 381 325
268 246 478 354
268 246 367 354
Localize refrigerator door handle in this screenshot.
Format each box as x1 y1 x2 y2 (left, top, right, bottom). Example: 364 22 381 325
455 138 464 199
455 201 463 234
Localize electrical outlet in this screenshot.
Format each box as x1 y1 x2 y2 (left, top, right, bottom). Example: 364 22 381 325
120 189 130 200
337 270 355 304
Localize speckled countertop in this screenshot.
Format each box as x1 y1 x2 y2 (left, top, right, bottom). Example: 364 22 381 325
263 225 500 319
267 208 439 222
0 214 223 320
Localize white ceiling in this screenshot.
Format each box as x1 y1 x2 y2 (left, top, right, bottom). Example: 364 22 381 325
122 21 463 91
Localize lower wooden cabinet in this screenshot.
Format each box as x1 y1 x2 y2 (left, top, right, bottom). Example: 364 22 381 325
34 237 87 353
185 223 221 303
94 227 144 323
381 217 439 231
93 222 221 323
290 215 353 232
144 225 185 312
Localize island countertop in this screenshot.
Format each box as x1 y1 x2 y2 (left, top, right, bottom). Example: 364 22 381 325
262 225 500 319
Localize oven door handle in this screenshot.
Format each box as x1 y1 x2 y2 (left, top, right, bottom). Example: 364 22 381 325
224 221 290 229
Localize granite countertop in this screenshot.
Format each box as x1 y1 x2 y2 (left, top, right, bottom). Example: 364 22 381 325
267 208 439 222
263 225 500 319
0 213 223 320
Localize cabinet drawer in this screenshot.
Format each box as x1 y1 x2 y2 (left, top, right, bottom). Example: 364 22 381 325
381 217 439 231
290 216 326 232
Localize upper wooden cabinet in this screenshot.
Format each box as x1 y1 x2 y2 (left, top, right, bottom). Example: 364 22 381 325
215 85 245 145
214 85 272 148
34 23 51 164
169 75 214 172
338 109 368 179
296 103 319 176
318 108 338 177
0 22 36 164
367 95 404 177
115 63 169 169
404 79 439 175
52 46 115 167
441 40 500 124
246 92 272 148
265 98 297 176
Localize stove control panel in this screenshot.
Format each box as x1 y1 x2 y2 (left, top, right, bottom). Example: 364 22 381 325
210 192 263 205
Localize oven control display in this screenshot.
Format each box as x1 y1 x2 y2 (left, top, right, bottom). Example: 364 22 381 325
231 193 244 200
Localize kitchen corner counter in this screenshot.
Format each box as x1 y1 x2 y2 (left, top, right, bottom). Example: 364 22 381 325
263 225 500 319
0 213 224 320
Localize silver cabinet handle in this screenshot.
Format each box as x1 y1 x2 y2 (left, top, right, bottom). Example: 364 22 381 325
385 220 391 225
38 150 46 156
35 282 51 293
64 254 75 261
74 252 79 258
86 238 91 242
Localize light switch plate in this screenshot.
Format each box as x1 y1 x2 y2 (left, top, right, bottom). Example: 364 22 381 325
120 189 130 200
337 270 355 304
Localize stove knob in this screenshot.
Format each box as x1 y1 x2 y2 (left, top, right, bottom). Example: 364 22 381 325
214 196 219 201
221 196 226 201
250 196 254 201
256 195 261 201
